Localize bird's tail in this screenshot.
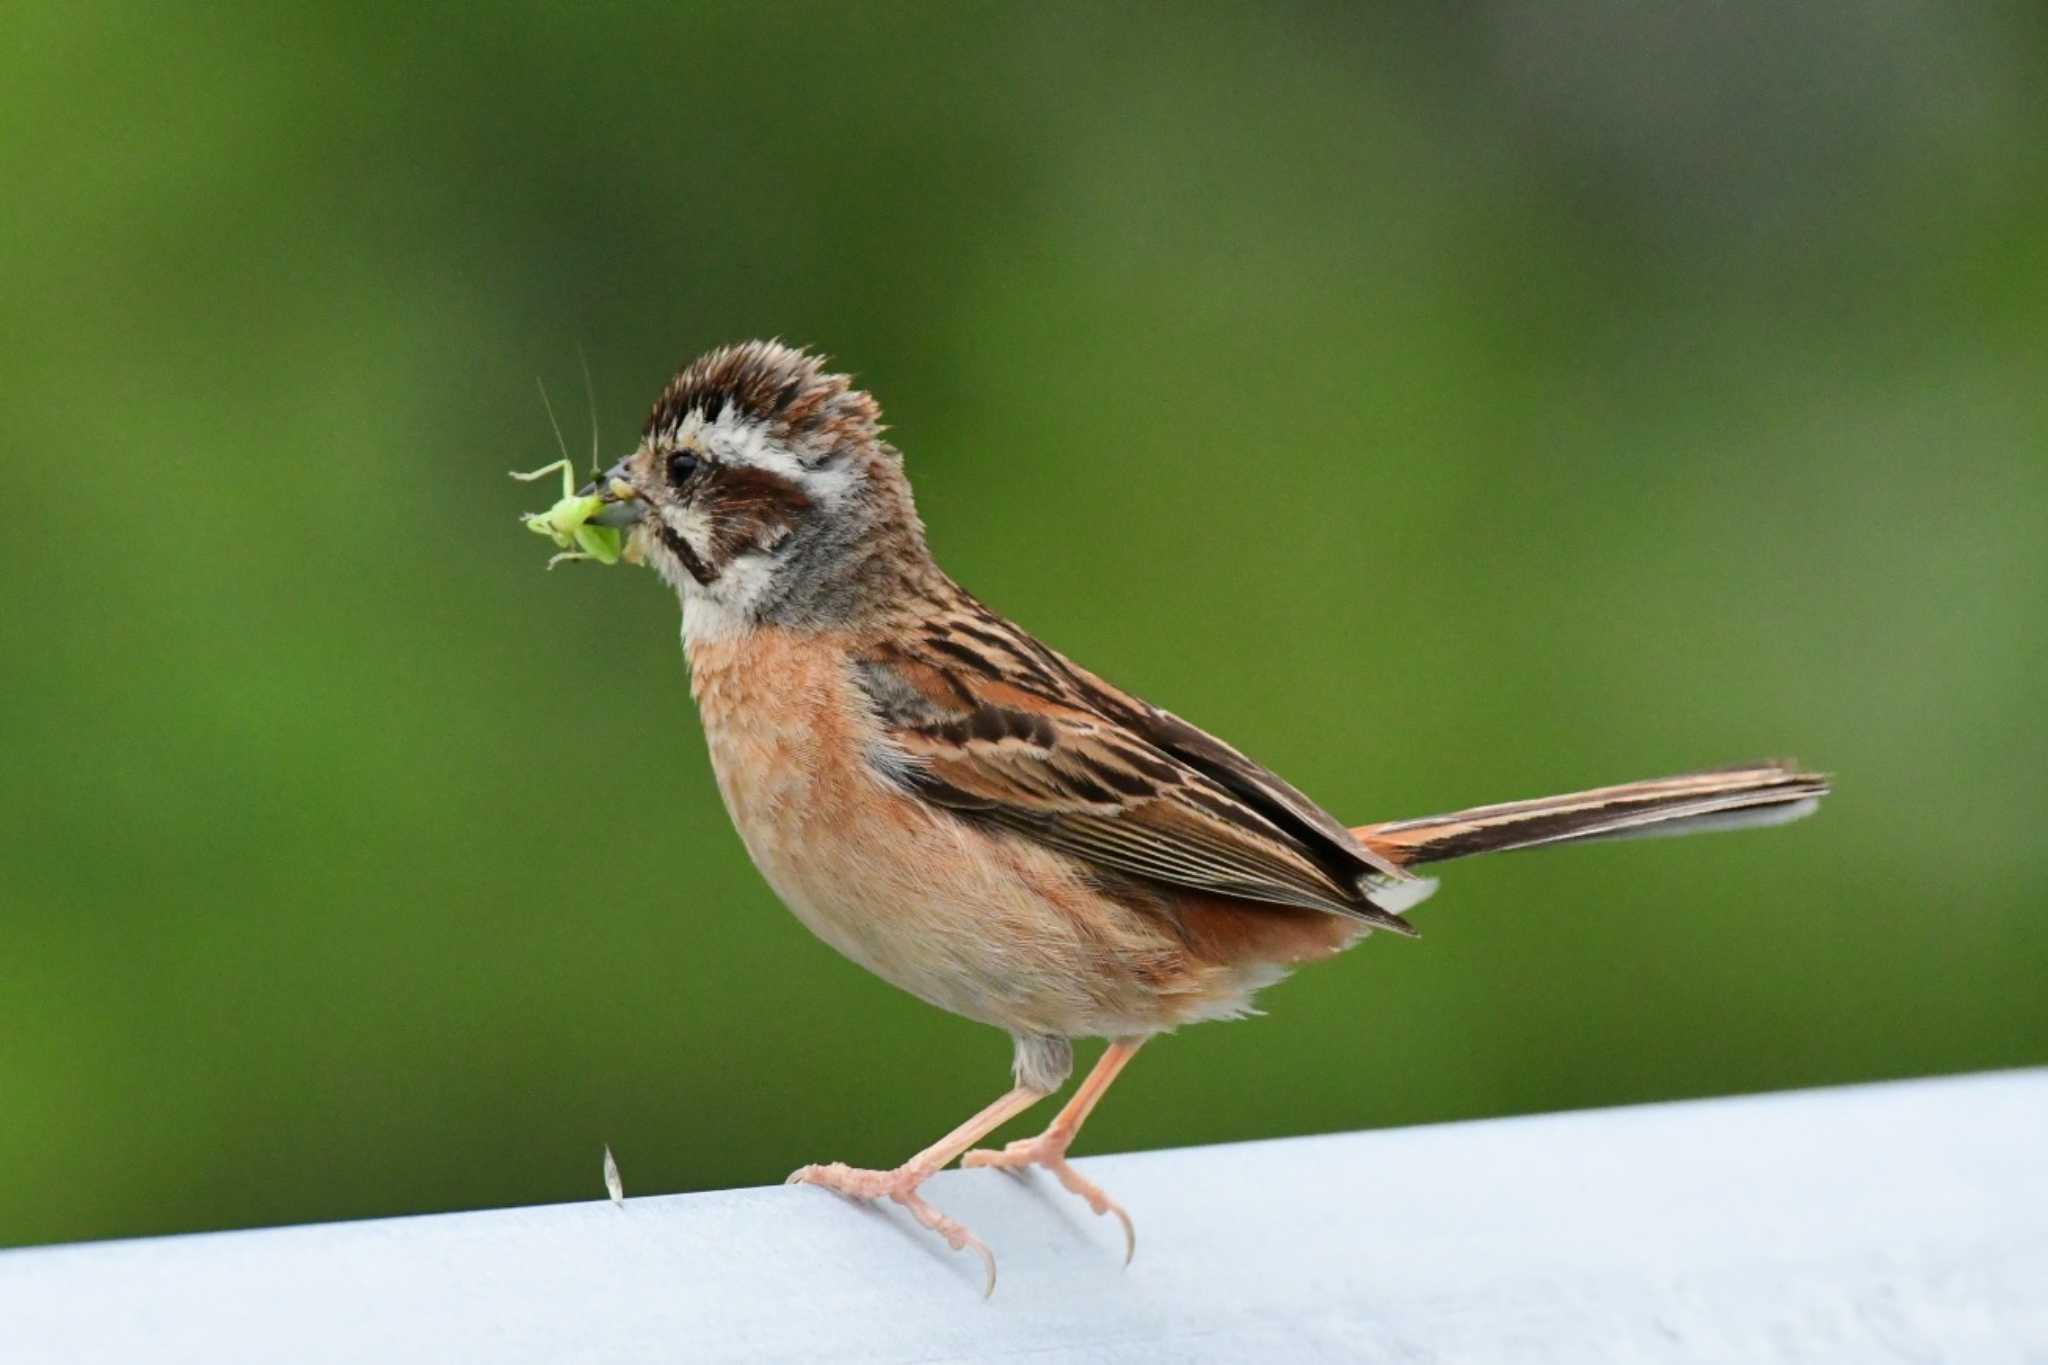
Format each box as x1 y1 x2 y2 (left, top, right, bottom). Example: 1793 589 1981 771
1351 762 1829 869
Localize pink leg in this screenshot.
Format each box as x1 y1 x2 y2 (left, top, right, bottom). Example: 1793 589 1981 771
787 1083 1048 1295
962 1039 1144 1263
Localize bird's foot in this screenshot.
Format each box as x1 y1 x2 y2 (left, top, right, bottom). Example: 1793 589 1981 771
962 1130 1136 1264
786 1160 998 1295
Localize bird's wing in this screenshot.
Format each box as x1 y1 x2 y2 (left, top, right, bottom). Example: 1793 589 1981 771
852 616 1420 934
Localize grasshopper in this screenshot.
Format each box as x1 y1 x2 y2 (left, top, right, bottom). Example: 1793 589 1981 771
510 459 623 569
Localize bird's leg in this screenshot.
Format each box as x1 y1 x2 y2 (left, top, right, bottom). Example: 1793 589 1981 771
787 1082 1048 1294
962 1038 1144 1262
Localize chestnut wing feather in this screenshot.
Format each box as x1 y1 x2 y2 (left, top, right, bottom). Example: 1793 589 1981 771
852 644 1418 934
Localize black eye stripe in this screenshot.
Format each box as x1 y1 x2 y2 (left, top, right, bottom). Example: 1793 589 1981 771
666 450 700 486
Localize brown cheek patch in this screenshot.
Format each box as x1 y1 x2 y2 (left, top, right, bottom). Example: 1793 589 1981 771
700 465 814 568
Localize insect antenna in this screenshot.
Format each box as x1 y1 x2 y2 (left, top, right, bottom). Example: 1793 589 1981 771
535 376 572 468
577 342 603 482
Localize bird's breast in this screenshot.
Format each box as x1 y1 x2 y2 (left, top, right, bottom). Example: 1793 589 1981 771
684 626 1028 1024
680 626 1354 1037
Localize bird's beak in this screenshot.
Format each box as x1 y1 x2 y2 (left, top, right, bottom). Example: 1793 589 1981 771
579 460 645 528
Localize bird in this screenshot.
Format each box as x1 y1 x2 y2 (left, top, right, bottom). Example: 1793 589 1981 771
571 339 1828 1292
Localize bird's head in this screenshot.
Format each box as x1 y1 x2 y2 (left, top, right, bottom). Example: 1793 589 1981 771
587 341 931 638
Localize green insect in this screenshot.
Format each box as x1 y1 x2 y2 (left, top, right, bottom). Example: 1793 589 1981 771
510 459 624 569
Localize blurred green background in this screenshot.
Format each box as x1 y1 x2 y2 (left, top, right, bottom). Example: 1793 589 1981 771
3 2 2044 1249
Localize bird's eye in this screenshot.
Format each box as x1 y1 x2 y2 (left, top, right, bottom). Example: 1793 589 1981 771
666 450 700 486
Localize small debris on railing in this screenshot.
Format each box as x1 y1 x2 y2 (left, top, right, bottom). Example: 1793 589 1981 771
603 1146 624 1208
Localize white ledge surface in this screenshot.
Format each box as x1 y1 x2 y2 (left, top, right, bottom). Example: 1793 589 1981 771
5 1070 2045 1363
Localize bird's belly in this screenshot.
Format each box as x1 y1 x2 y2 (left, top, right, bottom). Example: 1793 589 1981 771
684 629 1061 1029
703 714 1117 1033
685 627 1350 1037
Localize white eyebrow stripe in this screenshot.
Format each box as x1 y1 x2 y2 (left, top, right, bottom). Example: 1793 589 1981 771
690 404 856 504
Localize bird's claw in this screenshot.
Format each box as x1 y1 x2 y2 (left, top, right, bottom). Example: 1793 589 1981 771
963 1133 1137 1265
787 1160 999 1295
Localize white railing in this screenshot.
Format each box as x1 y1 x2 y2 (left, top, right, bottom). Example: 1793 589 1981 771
5 1069 2043 1363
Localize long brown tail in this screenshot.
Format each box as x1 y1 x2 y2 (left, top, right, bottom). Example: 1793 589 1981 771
1352 762 1829 869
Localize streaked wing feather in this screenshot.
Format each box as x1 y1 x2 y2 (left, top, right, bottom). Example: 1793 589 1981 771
858 639 1416 933
1105 698 1412 885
